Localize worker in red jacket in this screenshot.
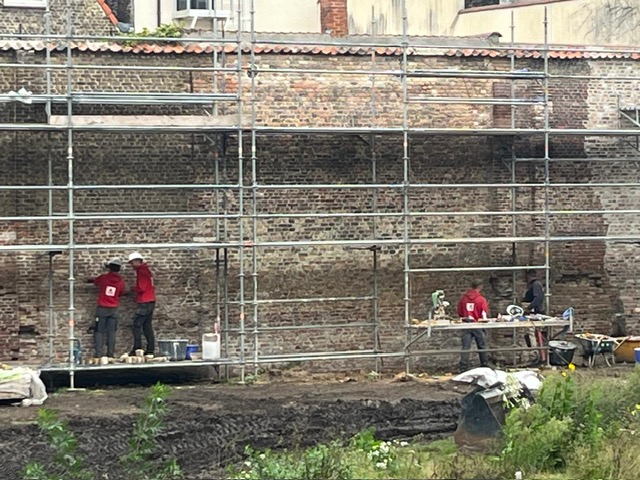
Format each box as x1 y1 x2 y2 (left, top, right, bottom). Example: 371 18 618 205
128 252 157 356
456 280 490 372
87 257 125 358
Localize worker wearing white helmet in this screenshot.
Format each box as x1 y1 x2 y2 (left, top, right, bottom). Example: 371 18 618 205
127 252 156 356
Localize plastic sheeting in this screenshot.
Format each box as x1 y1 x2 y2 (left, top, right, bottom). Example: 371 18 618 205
0 368 48 407
453 367 542 393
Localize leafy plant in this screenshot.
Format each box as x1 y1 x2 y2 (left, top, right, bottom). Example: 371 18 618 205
23 409 94 480
229 443 352 480
24 383 181 480
350 428 407 472
121 383 183 480
501 407 572 473
121 24 183 47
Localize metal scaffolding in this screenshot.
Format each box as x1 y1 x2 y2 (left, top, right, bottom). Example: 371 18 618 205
2 0 640 386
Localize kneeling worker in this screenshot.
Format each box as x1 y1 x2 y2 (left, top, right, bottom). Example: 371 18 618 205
457 280 490 372
88 258 126 359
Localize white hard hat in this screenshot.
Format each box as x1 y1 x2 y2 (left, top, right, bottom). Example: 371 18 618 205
128 252 144 262
507 305 525 316
106 257 122 267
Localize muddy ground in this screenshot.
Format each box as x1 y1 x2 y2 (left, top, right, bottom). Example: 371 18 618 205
0 371 464 480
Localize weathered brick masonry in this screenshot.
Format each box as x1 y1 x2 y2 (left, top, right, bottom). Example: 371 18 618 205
0 0 113 36
0 46 635 367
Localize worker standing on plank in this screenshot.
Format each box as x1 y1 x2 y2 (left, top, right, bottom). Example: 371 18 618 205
87 258 125 359
128 252 156 356
457 280 490 372
523 269 546 314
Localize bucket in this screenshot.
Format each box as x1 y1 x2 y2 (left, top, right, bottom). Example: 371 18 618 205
635 347 640 364
157 339 188 361
185 344 199 360
549 340 577 366
202 334 221 360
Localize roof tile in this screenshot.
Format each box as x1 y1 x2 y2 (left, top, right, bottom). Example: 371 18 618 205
2 38 640 61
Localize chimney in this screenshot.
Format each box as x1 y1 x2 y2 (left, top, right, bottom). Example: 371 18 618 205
319 0 349 37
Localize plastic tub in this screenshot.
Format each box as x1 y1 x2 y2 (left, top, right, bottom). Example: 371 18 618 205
635 347 640 364
549 340 577 366
185 344 199 360
202 334 221 360
614 337 640 363
157 339 188 361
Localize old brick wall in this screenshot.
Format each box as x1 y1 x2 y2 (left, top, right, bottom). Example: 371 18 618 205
0 47 631 367
0 0 114 36
585 59 640 322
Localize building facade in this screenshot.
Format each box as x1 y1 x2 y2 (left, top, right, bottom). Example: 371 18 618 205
0 38 639 365
2 0 640 367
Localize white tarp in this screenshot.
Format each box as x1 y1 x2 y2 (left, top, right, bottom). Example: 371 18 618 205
452 367 543 393
0 367 48 407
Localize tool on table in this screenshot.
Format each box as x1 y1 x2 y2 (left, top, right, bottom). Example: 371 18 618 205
429 290 450 320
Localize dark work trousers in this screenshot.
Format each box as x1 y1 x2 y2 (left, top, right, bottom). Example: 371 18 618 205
132 302 156 354
95 306 118 358
460 328 489 370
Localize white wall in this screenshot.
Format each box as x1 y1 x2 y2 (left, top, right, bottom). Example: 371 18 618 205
133 0 160 32
348 0 465 36
134 0 320 34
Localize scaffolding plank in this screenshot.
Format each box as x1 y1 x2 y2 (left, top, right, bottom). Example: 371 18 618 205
49 115 238 127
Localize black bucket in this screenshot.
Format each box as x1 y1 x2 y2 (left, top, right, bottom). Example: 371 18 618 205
549 340 577 366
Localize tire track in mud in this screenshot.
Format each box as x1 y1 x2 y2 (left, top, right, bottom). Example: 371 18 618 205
0 397 459 479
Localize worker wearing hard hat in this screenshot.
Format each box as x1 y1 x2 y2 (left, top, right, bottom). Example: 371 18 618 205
128 252 156 356
87 257 126 358
457 280 490 372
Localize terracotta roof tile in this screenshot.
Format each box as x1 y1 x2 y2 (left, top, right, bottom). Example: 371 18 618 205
2 38 640 61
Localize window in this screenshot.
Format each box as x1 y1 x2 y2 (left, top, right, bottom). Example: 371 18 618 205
464 0 499 8
3 0 46 8
176 0 212 11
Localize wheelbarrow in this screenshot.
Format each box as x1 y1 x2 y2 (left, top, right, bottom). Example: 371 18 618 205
574 333 618 368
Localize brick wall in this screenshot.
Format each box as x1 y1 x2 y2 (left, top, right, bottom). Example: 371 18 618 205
319 0 348 36
0 47 635 367
0 0 114 35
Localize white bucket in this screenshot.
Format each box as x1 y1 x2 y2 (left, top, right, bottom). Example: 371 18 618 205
202 333 221 360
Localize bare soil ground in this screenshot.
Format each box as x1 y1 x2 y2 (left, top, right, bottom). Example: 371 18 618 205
0 370 463 480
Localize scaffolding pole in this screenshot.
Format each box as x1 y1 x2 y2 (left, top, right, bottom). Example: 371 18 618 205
236 0 246 383
249 0 259 375
370 7 381 374
64 0 77 389
543 7 552 314
45 0 55 366
401 0 412 375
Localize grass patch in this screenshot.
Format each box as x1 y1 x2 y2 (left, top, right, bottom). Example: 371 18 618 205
229 368 640 480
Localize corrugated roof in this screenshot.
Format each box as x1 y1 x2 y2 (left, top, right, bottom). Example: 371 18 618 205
1 39 640 59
